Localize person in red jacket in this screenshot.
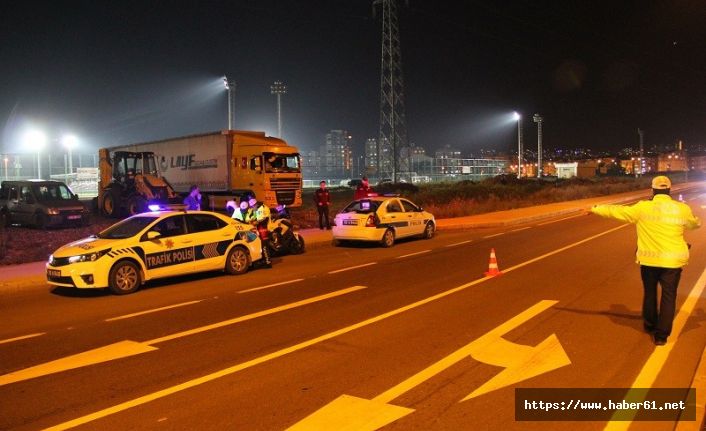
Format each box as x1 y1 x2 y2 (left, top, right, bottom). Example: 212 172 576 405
313 180 331 230
354 176 372 200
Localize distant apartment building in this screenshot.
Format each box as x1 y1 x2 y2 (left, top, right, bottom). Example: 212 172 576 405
320 130 353 178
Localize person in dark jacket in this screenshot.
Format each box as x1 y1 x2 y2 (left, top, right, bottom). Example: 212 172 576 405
313 180 331 230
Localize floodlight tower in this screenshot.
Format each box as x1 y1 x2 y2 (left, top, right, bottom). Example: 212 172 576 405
270 81 287 138
513 112 522 179
637 128 644 177
533 114 543 178
374 0 410 182
223 76 236 130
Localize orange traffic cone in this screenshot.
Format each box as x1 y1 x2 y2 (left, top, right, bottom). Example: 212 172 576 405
484 248 503 277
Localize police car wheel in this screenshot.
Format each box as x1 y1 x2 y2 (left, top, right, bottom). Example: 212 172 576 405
226 246 250 275
381 229 395 248
108 261 141 295
422 222 435 239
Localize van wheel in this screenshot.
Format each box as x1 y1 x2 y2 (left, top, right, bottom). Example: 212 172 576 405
381 228 395 248
108 261 141 295
225 246 250 275
34 212 47 230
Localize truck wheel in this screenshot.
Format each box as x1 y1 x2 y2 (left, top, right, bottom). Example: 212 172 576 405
102 192 119 217
108 261 141 295
225 246 250 275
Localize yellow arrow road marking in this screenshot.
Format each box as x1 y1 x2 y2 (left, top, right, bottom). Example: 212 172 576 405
0 341 157 386
290 300 569 430
0 286 367 387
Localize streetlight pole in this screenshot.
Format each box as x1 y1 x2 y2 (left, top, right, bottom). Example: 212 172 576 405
24 130 46 179
533 114 543 178
223 76 236 130
62 135 78 182
513 112 522 179
270 81 287 138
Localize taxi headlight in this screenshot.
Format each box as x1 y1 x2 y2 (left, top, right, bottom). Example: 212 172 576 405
47 208 60 215
67 249 111 264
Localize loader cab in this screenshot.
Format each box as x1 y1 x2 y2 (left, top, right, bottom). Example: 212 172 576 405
112 151 158 184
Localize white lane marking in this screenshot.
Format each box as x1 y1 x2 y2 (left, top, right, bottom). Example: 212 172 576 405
510 227 531 233
0 332 45 345
239 279 305 294
105 301 203 322
445 240 472 247
604 265 706 430
537 214 585 226
396 250 431 259
145 286 368 345
328 262 377 274
483 233 505 239
45 225 631 431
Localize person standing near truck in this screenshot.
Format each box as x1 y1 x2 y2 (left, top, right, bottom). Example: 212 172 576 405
183 185 201 210
314 181 331 230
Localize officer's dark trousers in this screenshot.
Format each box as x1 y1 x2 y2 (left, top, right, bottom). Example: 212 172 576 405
317 206 330 229
640 265 682 339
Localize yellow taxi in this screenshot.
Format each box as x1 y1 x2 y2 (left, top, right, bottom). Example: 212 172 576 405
46 211 262 294
332 196 435 247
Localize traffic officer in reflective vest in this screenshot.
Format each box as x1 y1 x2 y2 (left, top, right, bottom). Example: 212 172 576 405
591 176 701 346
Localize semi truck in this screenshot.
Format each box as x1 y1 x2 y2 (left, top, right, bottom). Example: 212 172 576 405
108 130 302 211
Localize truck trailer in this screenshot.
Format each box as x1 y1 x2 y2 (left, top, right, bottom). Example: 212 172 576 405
109 130 303 211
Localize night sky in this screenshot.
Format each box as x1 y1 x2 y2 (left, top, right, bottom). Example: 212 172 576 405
1 1 705 157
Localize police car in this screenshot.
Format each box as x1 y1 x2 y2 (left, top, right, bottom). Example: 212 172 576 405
332 196 435 247
46 211 262 295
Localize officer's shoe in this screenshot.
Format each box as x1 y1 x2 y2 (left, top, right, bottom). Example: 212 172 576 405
653 335 667 346
643 323 655 333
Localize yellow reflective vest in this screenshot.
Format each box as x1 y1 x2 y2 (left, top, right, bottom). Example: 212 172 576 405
591 194 701 268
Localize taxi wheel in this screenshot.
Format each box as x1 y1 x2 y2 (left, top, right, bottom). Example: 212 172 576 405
381 228 395 248
422 222 435 239
108 261 141 295
226 246 251 275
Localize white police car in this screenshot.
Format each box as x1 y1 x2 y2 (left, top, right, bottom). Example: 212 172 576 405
46 211 262 295
332 196 435 247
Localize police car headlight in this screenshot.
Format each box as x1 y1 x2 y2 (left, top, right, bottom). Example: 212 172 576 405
68 249 111 263
47 208 60 215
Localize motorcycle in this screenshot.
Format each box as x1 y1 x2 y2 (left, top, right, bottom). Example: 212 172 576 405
254 205 305 256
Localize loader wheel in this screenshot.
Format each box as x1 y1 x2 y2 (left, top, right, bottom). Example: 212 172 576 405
102 191 120 217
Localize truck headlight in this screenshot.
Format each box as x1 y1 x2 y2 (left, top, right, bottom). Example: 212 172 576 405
68 249 111 263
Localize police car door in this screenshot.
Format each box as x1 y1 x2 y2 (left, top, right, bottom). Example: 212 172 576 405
382 199 410 237
185 213 231 271
401 199 424 236
140 215 196 278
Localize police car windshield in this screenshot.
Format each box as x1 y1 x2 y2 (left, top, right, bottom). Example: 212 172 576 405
98 216 156 239
342 200 380 214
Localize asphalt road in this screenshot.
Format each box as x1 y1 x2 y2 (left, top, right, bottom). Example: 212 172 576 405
2 189 706 431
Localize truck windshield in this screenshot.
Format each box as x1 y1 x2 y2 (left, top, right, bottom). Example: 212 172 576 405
263 152 300 173
32 184 74 201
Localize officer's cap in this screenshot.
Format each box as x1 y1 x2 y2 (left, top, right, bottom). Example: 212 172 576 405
651 175 671 190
